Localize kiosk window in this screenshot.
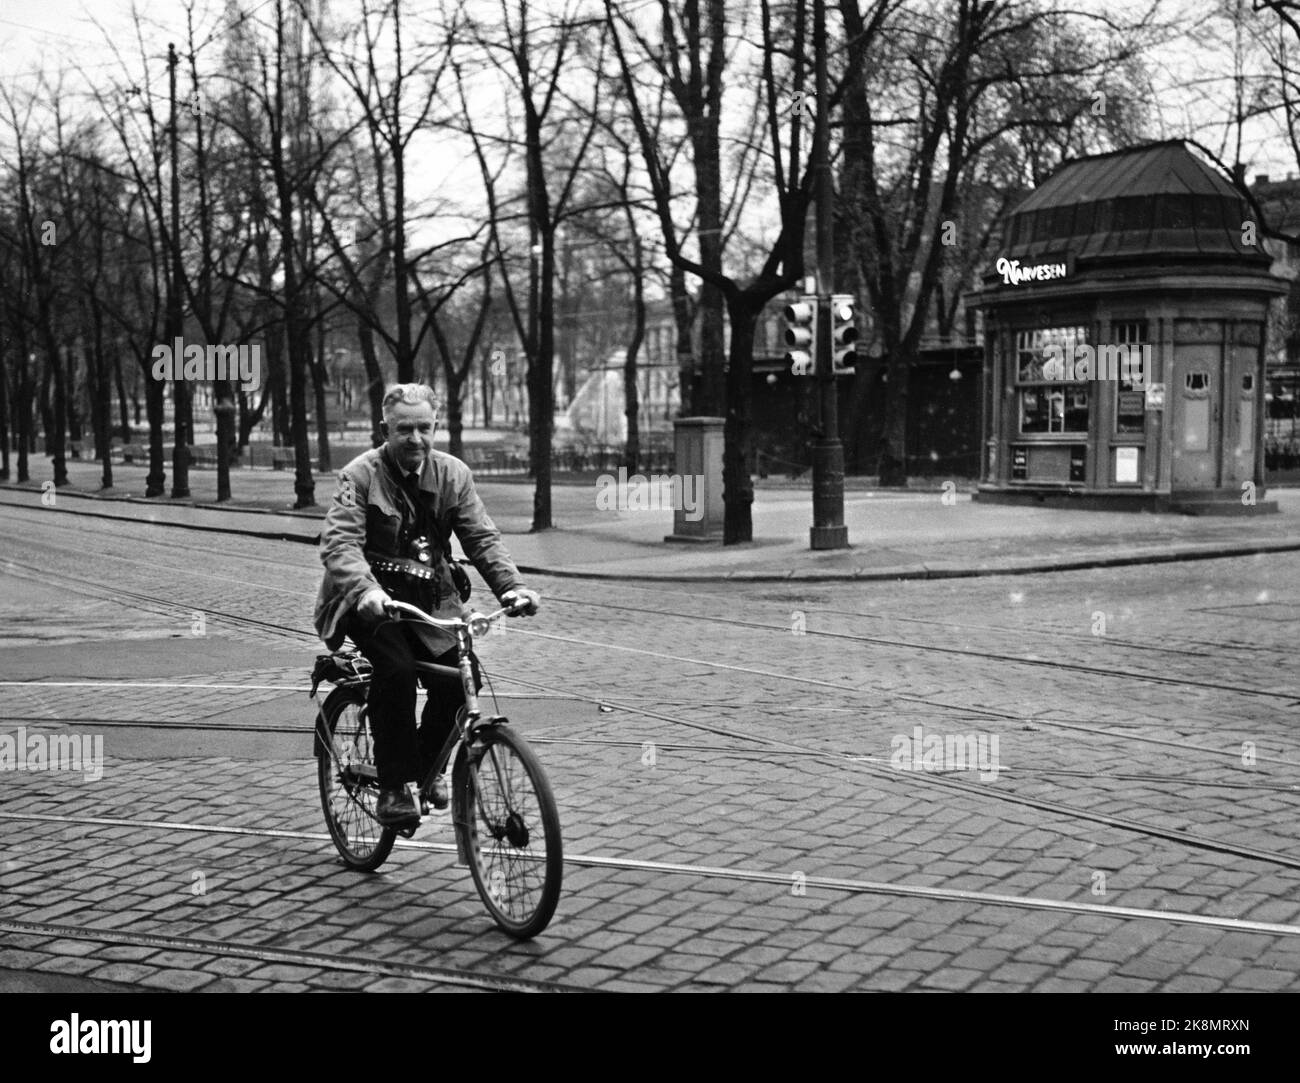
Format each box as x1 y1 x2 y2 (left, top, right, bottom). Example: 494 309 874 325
1016 326 1090 434
1113 320 1148 435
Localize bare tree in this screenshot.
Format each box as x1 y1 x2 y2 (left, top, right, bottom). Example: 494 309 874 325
456 1 605 531
605 0 830 542
837 0 1157 485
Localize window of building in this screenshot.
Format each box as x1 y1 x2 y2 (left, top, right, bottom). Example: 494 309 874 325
1015 326 1090 434
1113 320 1148 435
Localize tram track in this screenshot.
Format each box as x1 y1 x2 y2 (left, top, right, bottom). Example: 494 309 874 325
4 556 1299 862
7 550 1299 745
4 810 1300 941
3 510 1294 681
0 916 575 993
3 712 1296 792
5 532 1300 901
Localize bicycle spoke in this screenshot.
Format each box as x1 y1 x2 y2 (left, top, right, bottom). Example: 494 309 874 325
318 693 393 871
468 735 555 924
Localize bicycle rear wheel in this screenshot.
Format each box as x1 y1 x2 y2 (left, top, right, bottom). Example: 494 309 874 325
458 725 562 939
317 687 396 872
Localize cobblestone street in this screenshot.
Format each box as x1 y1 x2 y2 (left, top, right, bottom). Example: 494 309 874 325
2 503 1299 994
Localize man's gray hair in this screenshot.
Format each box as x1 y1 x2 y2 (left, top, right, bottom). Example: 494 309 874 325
381 382 441 422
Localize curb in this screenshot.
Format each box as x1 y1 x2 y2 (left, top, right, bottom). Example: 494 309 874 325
515 537 1300 583
0 493 321 546
6 489 1300 584
0 480 328 520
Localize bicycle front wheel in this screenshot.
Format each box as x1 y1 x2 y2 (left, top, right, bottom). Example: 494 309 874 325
459 725 563 939
317 688 396 872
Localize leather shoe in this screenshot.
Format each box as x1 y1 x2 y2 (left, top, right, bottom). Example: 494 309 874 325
418 748 449 810
427 773 449 810
376 786 421 826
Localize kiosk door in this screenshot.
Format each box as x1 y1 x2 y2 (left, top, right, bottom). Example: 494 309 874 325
1224 334 1260 487
1171 345 1220 488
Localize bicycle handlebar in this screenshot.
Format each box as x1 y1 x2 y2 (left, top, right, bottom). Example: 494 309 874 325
382 598 514 636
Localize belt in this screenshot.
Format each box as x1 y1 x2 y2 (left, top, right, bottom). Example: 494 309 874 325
365 550 440 581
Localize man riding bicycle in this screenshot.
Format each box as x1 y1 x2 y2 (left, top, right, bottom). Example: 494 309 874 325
314 383 540 827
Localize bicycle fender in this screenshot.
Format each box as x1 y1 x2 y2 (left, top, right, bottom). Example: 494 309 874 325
449 718 512 867
450 746 471 867
312 701 329 758
315 687 362 758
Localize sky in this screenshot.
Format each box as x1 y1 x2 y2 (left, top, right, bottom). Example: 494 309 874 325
0 0 1295 202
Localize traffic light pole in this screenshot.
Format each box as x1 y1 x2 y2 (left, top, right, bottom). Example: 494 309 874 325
809 0 848 550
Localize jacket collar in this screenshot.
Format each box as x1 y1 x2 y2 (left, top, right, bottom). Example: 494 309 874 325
380 444 437 493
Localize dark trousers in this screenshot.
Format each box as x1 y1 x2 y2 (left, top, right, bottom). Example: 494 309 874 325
346 619 481 788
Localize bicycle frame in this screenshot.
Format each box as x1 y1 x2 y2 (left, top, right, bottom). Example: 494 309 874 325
313 600 519 851
380 601 515 854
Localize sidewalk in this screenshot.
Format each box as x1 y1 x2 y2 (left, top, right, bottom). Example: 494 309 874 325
3 456 1299 581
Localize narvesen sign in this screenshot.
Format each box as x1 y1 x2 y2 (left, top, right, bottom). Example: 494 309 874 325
994 255 1069 286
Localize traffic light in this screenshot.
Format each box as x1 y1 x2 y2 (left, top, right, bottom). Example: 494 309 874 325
830 294 858 373
783 297 818 375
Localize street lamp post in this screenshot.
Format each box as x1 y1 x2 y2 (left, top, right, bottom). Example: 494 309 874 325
809 0 849 550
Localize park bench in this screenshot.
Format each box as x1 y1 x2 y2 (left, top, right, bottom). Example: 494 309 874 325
271 446 296 470
189 445 219 467
120 444 147 463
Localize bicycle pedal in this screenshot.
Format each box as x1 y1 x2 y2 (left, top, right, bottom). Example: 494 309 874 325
396 822 419 839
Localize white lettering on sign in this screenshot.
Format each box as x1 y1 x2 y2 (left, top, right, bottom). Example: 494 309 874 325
995 256 1067 286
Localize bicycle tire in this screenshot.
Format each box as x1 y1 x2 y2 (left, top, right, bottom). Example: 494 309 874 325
458 724 563 939
316 686 396 872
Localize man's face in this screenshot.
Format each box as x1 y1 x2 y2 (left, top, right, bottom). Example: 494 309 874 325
383 400 437 472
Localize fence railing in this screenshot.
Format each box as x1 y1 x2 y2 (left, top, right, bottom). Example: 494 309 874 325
92 440 676 476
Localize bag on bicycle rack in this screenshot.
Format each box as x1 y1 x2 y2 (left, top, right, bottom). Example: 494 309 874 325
309 649 373 697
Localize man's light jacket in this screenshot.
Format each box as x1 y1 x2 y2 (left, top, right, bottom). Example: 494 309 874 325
314 446 525 653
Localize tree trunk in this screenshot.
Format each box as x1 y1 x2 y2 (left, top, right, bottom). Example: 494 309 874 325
694 111 726 417
481 348 493 428
0 344 9 481
39 360 53 454
311 346 332 473
15 340 31 482
45 343 69 487
114 346 131 442
446 372 464 460
624 252 645 473
145 367 166 496
64 345 82 455
670 263 695 417
530 233 556 530
877 345 913 486
722 296 758 543
215 384 235 501
91 310 113 490
358 317 384 447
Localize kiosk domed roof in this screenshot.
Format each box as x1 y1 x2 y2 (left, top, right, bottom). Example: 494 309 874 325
1000 140 1268 265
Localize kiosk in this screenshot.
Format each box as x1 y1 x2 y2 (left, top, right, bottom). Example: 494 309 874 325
969 141 1287 513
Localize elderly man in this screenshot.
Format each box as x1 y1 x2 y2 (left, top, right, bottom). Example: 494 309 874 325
314 383 539 826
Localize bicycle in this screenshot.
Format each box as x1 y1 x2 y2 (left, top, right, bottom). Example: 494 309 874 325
311 599 563 939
